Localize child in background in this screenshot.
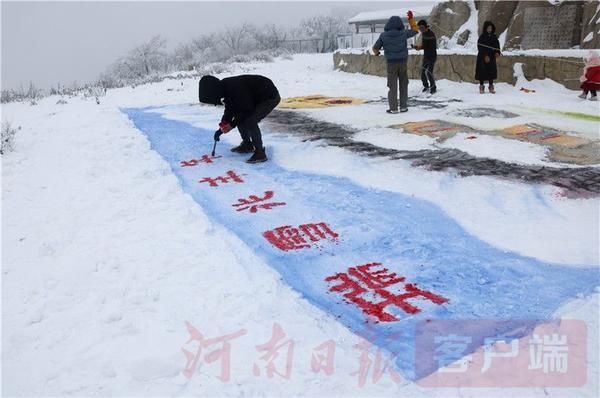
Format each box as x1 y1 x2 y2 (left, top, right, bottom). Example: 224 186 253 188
579 51 600 101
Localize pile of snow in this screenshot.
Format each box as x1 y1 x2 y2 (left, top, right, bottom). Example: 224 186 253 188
348 6 433 24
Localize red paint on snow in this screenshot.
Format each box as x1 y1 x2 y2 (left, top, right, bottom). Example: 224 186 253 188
180 155 221 167
198 170 244 187
232 191 287 213
325 99 353 105
325 263 448 322
263 222 339 251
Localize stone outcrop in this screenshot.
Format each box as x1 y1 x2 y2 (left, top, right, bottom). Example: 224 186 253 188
333 52 584 90
581 1 600 49
504 1 584 50
475 1 518 35
423 1 597 50
427 1 471 40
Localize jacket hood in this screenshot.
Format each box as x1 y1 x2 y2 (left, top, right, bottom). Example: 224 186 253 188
385 16 404 31
198 75 224 105
482 21 496 35
585 50 600 68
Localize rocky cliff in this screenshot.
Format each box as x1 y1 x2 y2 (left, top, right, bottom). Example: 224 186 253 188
427 0 599 50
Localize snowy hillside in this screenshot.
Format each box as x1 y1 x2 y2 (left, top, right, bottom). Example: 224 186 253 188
2 53 599 397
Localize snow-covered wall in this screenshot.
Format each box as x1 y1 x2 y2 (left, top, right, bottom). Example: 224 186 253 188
333 52 584 90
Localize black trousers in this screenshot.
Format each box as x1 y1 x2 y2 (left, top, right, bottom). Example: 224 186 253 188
421 58 436 89
237 95 281 150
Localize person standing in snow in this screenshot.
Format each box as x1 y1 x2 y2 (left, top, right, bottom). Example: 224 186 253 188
198 75 280 163
578 51 600 101
372 11 419 113
475 21 501 94
415 20 437 94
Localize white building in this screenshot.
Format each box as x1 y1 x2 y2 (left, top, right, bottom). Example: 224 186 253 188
338 6 433 50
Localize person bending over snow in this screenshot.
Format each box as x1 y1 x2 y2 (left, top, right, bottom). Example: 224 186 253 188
199 74 280 163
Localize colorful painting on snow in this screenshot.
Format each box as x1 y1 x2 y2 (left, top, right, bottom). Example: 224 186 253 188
391 119 600 165
279 94 365 109
123 106 599 381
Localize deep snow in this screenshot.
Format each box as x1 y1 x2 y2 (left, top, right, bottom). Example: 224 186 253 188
2 53 599 397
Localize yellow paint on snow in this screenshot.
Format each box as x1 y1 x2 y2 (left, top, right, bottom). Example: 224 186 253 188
279 95 365 109
499 125 589 148
390 120 465 139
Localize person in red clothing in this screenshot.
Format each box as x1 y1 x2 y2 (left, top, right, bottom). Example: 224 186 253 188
579 50 600 101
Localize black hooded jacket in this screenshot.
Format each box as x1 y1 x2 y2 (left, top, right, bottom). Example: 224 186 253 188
475 21 501 81
198 75 279 127
420 28 437 61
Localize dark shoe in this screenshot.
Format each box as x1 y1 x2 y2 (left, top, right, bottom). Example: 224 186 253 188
422 87 429 93
489 84 496 94
386 109 399 114
429 86 437 94
479 85 485 94
400 107 408 113
246 147 268 163
231 141 254 153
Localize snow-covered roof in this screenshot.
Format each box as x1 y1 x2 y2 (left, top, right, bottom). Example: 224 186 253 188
348 7 433 24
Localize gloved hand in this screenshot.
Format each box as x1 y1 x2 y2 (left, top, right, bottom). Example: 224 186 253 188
218 121 232 134
407 10 414 19
214 129 223 142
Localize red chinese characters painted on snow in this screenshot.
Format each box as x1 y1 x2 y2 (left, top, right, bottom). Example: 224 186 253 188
232 191 286 213
180 155 221 167
325 263 448 322
198 170 244 187
263 222 339 251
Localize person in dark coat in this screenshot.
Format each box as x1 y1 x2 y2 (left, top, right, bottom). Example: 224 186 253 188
475 21 501 94
415 19 437 94
198 74 280 163
372 11 418 113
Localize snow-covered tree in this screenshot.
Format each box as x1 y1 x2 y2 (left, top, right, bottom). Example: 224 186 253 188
107 35 168 81
221 23 254 53
1 121 19 154
170 43 196 71
251 24 288 50
299 15 351 52
130 35 168 75
190 33 228 65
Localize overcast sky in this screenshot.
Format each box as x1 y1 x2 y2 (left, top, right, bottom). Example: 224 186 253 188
2 1 433 91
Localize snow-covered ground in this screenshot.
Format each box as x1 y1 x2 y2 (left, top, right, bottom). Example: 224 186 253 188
2 53 599 397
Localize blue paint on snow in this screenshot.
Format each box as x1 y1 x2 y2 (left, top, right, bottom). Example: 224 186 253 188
123 106 599 380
